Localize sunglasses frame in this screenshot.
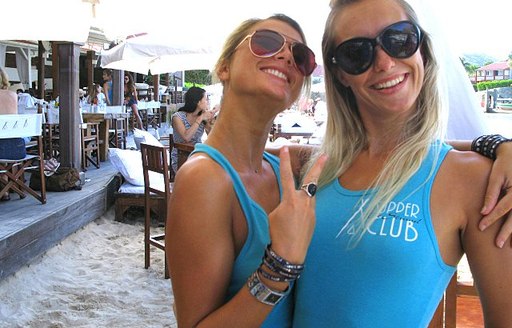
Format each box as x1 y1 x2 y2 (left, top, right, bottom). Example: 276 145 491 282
236 29 317 77
331 20 422 75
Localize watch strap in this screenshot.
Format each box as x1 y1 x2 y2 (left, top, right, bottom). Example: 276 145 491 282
247 271 288 306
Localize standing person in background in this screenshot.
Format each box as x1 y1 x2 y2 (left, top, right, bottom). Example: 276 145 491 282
124 72 143 130
167 14 325 327
102 69 113 106
170 86 214 173
293 0 512 326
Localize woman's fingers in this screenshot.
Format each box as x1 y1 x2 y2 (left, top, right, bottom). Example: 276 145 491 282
277 146 295 200
480 190 512 248
478 149 512 247
270 150 327 262
302 153 328 190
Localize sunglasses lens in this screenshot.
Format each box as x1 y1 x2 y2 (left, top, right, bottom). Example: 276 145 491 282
333 21 421 75
250 30 285 57
381 21 420 58
334 39 374 75
292 43 317 76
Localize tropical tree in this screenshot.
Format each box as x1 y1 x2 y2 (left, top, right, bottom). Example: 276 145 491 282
460 57 479 76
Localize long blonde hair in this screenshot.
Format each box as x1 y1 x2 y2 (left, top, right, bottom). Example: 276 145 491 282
308 0 445 245
0 67 10 90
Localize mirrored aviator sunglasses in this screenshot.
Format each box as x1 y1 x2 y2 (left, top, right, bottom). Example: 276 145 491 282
242 29 317 76
331 21 422 75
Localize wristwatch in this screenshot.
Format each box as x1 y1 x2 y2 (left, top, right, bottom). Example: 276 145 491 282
247 271 288 306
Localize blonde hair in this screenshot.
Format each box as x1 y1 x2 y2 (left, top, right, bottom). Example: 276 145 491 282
308 0 445 246
0 67 10 90
212 14 312 98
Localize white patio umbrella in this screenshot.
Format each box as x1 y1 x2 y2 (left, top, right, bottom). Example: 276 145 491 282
100 33 218 75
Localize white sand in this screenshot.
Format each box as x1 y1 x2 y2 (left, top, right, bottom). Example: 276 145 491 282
0 207 176 328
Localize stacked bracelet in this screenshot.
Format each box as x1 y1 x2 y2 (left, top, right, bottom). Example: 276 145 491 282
247 244 303 306
260 244 305 282
471 134 512 160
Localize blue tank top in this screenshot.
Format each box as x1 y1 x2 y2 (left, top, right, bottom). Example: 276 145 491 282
293 142 456 327
192 144 292 327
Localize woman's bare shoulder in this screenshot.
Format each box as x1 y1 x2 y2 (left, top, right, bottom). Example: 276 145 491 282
440 150 493 215
173 152 233 195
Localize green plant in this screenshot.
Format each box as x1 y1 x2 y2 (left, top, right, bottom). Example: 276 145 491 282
476 79 512 91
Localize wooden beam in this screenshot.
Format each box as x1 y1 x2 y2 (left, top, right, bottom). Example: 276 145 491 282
57 42 81 169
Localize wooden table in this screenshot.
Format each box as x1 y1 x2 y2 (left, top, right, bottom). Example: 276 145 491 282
174 142 195 169
82 112 129 161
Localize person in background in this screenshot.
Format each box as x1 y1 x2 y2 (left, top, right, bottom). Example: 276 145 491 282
86 83 106 106
124 72 143 130
0 68 17 115
170 86 214 173
167 14 325 327
0 67 26 201
102 69 113 106
292 0 512 326
78 89 87 108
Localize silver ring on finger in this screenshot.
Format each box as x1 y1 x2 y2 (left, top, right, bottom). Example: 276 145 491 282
301 182 317 197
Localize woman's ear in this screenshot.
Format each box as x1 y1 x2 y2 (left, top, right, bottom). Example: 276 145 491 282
217 61 230 82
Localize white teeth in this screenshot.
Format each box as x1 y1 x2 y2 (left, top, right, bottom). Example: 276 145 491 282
263 69 287 81
374 75 405 90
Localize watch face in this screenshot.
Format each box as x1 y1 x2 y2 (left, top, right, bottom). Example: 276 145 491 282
264 293 282 304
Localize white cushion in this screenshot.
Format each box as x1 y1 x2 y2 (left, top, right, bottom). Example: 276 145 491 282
109 148 144 186
133 128 163 150
118 181 144 194
109 148 167 189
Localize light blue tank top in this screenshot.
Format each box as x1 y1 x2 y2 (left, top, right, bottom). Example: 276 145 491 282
192 144 292 327
293 142 456 327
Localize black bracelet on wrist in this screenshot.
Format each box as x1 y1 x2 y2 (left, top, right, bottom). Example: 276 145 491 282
471 134 512 160
259 244 305 282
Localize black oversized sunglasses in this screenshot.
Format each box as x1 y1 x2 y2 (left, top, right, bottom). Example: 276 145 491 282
236 29 317 77
331 21 422 75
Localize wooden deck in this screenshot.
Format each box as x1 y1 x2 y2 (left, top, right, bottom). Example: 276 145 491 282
0 161 121 282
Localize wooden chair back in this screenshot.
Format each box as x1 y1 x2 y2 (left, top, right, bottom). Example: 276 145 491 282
0 114 46 204
80 122 100 170
140 142 172 278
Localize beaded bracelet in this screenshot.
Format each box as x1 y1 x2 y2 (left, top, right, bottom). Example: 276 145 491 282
471 134 512 160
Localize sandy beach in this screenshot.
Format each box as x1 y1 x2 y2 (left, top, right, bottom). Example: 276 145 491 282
0 207 176 328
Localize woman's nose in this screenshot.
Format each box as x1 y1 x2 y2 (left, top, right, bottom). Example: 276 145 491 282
275 43 294 66
372 46 395 72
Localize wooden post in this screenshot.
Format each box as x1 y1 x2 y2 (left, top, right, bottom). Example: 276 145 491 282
86 50 95 94
51 42 59 100
57 42 81 170
112 70 124 106
37 42 46 100
153 74 160 102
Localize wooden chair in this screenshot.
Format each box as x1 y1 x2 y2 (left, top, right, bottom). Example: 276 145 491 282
108 117 128 149
140 142 173 278
145 101 162 130
428 270 479 328
42 123 60 160
0 114 46 204
80 122 100 170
